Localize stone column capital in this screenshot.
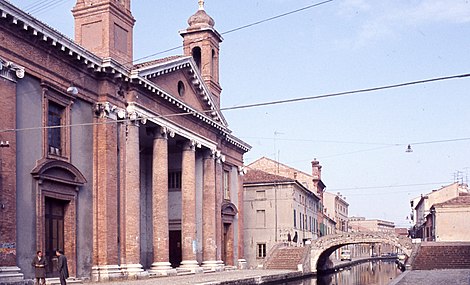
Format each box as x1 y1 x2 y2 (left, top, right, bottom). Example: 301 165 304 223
203 149 217 160
183 140 196 151
147 126 171 140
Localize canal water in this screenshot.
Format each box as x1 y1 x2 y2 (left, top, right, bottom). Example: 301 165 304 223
281 260 402 285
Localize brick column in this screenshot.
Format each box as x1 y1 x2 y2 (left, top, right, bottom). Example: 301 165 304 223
0 75 22 281
121 121 144 276
149 127 175 275
91 115 121 282
179 141 201 272
201 150 219 270
215 155 223 266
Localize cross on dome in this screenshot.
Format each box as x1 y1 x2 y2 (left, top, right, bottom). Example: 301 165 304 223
198 0 204 10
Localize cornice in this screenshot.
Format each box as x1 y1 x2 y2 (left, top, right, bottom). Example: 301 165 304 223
133 56 227 126
0 0 130 79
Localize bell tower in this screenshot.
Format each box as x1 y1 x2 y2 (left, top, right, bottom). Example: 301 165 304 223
180 0 223 107
72 0 135 67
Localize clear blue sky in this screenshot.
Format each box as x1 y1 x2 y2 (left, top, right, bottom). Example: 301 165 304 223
11 0 470 228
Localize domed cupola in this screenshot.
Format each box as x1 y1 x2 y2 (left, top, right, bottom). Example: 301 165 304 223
187 5 215 30
180 0 223 107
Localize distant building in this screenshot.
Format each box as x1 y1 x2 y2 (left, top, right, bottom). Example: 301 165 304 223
395 228 409 237
348 217 395 233
410 183 468 240
348 217 396 257
248 157 328 235
323 192 349 232
243 169 320 268
430 193 470 242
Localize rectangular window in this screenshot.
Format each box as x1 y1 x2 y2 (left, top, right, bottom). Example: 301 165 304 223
168 171 182 191
257 243 266 258
256 210 266 228
48 101 64 155
293 209 296 228
223 170 230 200
256 190 266 199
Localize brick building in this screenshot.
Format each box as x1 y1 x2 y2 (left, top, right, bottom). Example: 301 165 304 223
247 157 328 236
0 0 249 282
410 182 468 241
243 169 321 268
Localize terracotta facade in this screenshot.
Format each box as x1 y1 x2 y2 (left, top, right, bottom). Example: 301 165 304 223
0 0 249 282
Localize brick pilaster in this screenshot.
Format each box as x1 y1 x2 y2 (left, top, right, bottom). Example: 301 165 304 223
0 77 17 268
92 117 121 281
237 173 245 263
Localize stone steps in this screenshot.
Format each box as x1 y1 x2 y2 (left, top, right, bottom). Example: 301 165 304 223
413 242 470 270
265 246 307 271
46 277 83 285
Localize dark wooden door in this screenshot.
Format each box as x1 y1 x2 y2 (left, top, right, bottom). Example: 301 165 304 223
169 230 182 268
222 223 229 264
45 197 65 277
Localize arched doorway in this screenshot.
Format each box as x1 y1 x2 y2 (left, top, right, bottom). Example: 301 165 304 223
31 159 86 277
221 202 237 266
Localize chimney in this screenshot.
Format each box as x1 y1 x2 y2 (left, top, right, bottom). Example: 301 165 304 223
72 0 135 68
311 159 322 180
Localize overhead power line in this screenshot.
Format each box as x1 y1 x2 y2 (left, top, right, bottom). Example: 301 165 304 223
26 0 69 15
330 182 450 192
2 72 470 136
220 72 470 111
132 0 334 64
221 0 333 35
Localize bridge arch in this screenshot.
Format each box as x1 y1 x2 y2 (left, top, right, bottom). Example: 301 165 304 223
310 232 413 272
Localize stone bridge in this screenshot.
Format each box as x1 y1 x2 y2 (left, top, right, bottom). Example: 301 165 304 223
310 231 413 272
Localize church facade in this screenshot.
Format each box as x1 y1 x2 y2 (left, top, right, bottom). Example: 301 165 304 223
0 0 249 282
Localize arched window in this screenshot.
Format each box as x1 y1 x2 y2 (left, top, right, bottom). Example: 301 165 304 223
192 47 201 71
211 49 216 79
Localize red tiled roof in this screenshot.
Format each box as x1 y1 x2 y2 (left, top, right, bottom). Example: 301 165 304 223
433 195 470 208
133 55 184 69
243 169 295 184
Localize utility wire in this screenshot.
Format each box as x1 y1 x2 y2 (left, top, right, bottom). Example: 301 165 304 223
26 0 69 15
133 0 333 64
24 0 53 11
33 0 70 15
221 0 333 35
329 182 450 192
220 72 470 111
241 136 398 146
2 73 470 138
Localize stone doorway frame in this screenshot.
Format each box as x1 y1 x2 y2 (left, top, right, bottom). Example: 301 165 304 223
221 202 238 266
31 159 86 278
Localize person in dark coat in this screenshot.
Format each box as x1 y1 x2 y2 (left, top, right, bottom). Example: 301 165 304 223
56 250 69 285
292 231 298 246
287 232 292 246
31 250 47 285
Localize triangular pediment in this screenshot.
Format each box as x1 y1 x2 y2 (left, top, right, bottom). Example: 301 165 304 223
133 56 227 126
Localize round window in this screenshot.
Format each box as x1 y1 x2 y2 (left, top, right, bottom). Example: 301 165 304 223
178 81 185 97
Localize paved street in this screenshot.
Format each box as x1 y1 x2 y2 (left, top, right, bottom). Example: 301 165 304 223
389 269 470 285
98 270 302 285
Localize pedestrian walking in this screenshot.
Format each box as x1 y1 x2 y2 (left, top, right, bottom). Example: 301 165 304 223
31 250 47 285
292 231 298 246
56 250 69 285
287 232 292 246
